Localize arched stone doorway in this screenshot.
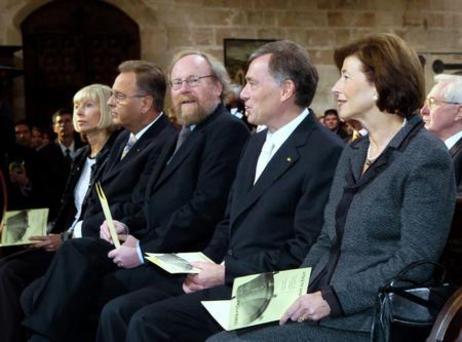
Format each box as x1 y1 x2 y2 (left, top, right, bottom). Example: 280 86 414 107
21 0 140 126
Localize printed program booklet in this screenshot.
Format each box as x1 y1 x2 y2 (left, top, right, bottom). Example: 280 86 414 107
0 208 48 247
145 252 213 274
202 267 311 331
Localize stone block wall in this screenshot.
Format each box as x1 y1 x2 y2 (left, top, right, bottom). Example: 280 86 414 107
1 0 462 117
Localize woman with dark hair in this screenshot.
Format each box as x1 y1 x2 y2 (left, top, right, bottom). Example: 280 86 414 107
0 84 119 342
208 33 456 342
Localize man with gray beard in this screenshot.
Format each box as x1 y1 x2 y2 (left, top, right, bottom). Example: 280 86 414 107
21 51 250 342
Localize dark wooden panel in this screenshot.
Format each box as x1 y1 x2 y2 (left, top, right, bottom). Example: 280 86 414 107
21 0 140 126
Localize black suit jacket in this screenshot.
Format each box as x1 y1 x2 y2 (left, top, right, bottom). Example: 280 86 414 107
50 131 119 234
449 136 462 194
203 112 344 283
36 137 85 220
124 103 250 254
81 115 176 237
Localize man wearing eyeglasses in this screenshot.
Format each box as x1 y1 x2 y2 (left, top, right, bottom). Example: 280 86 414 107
421 74 462 192
69 60 177 239
22 53 250 342
421 74 462 286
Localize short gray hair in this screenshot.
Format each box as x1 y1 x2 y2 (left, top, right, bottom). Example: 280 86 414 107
434 74 462 104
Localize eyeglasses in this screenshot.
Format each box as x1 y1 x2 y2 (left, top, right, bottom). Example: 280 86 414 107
425 97 460 111
169 75 215 90
110 90 147 103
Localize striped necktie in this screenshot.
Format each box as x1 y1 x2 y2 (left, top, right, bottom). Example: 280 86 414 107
120 134 137 160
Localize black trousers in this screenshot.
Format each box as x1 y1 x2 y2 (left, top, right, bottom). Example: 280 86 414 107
0 248 55 342
21 238 170 342
97 279 231 342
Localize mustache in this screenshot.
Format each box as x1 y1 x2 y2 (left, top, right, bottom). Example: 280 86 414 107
176 95 197 104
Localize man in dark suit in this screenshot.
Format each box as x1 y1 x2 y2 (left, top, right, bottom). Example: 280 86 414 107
22 52 249 342
421 74 462 285
421 74 462 192
37 109 85 220
96 40 344 342
74 60 177 238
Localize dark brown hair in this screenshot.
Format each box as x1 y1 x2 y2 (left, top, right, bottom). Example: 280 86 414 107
118 60 166 112
249 40 319 107
334 33 424 117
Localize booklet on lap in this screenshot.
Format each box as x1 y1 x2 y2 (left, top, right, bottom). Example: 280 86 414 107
202 267 311 331
0 208 48 247
145 252 213 274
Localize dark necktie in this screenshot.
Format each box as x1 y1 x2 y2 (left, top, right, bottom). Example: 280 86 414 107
64 148 72 168
168 126 191 164
173 126 191 155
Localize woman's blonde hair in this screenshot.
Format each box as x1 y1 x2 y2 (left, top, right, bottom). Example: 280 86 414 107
73 84 113 132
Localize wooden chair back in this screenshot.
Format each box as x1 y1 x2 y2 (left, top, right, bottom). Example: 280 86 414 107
427 287 462 342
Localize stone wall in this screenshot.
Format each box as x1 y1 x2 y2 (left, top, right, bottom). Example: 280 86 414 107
1 0 462 118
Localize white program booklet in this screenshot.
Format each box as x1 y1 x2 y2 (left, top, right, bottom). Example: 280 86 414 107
145 252 213 274
202 267 311 331
0 208 48 247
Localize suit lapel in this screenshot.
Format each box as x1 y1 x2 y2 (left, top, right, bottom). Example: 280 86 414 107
449 136 462 158
231 115 315 223
229 133 265 215
101 116 166 184
148 105 225 194
149 130 199 192
103 131 129 175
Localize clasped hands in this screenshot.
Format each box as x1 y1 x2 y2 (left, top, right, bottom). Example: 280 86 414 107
100 220 141 269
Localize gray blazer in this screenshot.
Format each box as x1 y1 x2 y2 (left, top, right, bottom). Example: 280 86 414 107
301 115 456 334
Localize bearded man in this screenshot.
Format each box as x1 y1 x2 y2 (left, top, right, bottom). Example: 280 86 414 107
21 51 250 342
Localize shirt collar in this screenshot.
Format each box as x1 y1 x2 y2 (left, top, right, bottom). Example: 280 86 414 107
58 140 75 154
445 130 462 150
264 108 310 153
134 112 163 140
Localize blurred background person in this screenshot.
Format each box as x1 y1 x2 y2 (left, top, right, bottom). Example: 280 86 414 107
323 108 351 142
36 108 85 220
30 126 46 150
421 74 462 286
14 120 32 148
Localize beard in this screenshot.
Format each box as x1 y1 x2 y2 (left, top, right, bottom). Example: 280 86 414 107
172 95 212 126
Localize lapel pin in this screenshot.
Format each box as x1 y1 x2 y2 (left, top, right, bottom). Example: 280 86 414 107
286 157 292 162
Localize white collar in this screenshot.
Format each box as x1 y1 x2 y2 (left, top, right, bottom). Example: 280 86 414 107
134 112 163 140
444 130 462 150
264 108 310 156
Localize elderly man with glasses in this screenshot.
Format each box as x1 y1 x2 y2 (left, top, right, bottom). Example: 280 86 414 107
21 53 250 342
421 74 462 286
421 74 462 192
